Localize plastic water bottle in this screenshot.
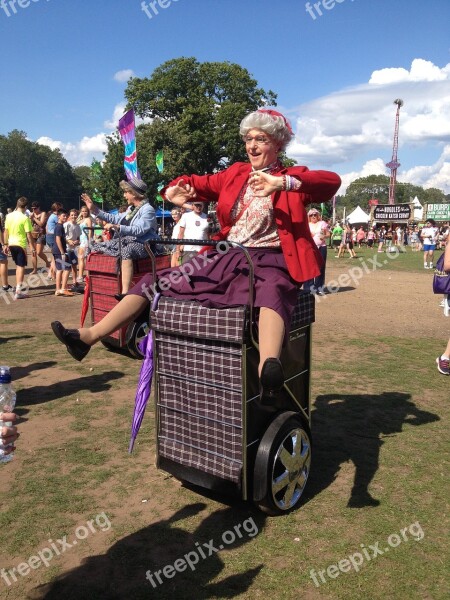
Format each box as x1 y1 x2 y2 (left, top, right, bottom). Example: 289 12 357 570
0 366 16 464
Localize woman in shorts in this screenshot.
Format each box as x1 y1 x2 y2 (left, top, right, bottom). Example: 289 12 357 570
29 202 50 274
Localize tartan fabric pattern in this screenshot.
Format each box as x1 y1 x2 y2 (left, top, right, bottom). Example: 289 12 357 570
159 438 243 483
137 255 171 274
158 376 243 427
154 311 245 483
86 253 118 274
151 298 248 343
290 289 315 330
156 335 243 389
154 284 314 484
90 275 119 296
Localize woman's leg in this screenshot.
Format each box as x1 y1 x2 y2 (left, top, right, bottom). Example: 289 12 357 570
36 242 50 269
316 246 327 291
79 294 148 345
121 259 134 293
258 307 285 376
78 246 86 281
31 245 38 273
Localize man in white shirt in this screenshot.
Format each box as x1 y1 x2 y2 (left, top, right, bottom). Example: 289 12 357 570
420 218 439 269
178 202 210 264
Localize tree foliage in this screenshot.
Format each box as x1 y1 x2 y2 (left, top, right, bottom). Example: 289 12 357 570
96 57 277 207
0 130 81 213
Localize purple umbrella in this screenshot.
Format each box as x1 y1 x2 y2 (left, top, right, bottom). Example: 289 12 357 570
128 294 160 453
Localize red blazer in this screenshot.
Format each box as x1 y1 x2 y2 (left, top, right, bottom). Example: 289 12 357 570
164 163 341 283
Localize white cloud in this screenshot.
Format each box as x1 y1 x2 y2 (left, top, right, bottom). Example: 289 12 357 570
104 102 127 130
338 159 388 195
401 145 450 192
113 69 135 83
37 134 107 166
286 58 450 192
337 148 450 195
369 59 448 84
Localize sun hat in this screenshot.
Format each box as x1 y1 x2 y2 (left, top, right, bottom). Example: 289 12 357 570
123 177 148 195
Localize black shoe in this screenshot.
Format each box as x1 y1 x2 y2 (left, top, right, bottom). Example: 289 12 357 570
51 321 91 362
260 358 284 405
2 285 14 292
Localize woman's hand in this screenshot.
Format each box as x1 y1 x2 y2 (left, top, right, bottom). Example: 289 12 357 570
103 223 118 232
248 171 283 197
1 413 19 455
81 193 95 213
165 179 197 207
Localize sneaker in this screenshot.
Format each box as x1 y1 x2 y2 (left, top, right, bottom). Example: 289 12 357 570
436 356 450 376
1 285 14 292
76 277 85 284
430 263 433 269
424 265 429 269
14 292 28 300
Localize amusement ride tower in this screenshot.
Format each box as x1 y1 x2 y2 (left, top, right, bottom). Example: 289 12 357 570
386 99 404 204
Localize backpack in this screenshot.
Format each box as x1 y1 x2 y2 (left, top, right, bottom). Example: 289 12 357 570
433 253 450 294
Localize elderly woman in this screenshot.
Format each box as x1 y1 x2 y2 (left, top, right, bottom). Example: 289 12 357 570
51 109 340 402
302 208 330 295
81 178 158 293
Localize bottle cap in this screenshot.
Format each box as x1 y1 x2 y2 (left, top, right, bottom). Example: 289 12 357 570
0 366 11 384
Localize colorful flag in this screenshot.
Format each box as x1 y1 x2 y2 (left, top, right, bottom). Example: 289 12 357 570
155 150 164 173
118 109 140 180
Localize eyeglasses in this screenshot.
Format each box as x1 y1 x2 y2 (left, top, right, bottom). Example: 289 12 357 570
310 214 319 218
193 203 203 208
244 135 271 146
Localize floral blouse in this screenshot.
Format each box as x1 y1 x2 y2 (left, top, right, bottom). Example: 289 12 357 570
227 183 280 248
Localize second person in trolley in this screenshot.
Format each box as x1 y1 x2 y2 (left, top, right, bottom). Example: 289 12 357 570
51 109 341 403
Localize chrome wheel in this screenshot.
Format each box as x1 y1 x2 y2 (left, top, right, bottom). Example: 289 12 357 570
271 427 311 511
254 412 312 515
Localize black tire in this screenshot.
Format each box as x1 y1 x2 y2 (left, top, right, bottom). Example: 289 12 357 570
125 318 150 359
253 412 312 515
100 339 117 352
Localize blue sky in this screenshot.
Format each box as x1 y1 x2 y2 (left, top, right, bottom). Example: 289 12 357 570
1 0 449 194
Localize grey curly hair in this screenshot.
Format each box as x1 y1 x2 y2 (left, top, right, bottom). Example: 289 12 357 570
239 110 294 151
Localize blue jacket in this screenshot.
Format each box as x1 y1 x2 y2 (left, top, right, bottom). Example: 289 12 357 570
97 201 157 243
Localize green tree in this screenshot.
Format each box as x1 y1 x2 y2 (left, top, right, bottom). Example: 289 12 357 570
111 57 278 205
421 187 447 204
0 130 80 211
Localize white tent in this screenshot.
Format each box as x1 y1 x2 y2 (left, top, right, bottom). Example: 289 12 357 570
412 196 423 221
347 205 370 224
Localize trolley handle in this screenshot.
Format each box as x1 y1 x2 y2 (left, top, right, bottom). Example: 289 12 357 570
144 239 259 349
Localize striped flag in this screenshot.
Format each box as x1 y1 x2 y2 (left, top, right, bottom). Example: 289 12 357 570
118 109 140 180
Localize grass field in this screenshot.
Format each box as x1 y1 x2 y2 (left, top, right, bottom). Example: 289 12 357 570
0 251 448 600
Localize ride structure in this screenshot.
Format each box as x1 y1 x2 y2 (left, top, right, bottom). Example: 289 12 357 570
386 99 404 205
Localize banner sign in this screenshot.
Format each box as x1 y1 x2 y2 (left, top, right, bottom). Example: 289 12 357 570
118 109 140 180
425 203 450 221
373 204 411 221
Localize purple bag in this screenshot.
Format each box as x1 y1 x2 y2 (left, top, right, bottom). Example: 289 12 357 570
433 253 450 294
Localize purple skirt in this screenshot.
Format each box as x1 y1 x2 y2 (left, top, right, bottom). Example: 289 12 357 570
128 247 298 333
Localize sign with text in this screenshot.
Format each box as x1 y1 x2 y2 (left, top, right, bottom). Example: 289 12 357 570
425 204 450 221
373 204 411 222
